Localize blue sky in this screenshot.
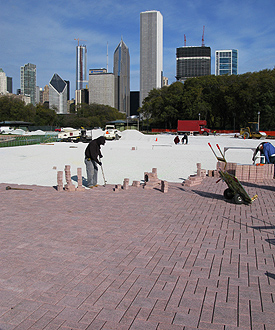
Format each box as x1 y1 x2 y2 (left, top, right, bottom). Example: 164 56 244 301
1 0 275 99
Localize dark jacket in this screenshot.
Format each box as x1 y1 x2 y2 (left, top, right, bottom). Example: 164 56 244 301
85 136 106 164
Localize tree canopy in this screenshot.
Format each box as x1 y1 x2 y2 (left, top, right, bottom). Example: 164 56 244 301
139 68 275 130
0 95 126 129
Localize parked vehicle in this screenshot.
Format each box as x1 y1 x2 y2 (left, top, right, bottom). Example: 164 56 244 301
177 120 211 135
240 122 266 139
104 125 121 140
58 127 93 143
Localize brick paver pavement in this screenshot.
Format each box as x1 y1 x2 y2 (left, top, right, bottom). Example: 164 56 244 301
0 178 274 330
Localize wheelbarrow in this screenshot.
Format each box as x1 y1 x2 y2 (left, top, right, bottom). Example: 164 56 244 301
208 143 258 205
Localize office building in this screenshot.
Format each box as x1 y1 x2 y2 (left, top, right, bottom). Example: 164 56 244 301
7 77 12 93
113 38 130 116
162 76 168 86
49 73 68 114
140 10 163 106
76 44 87 91
20 63 36 105
130 91 140 116
0 69 7 95
64 80 70 101
75 88 89 108
89 69 115 108
215 49 238 75
43 85 49 103
176 46 211 82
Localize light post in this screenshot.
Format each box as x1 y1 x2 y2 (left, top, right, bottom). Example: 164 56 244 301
258 111 260 131
199 113 201 120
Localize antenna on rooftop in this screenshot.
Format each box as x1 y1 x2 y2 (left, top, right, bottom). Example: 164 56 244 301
106 42 108 73
184 34 186 47
202 26 205 47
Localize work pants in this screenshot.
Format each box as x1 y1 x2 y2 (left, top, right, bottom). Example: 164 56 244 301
85 158 98 187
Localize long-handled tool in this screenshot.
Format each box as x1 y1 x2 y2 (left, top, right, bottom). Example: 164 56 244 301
6 186 32 191
100 163 107 187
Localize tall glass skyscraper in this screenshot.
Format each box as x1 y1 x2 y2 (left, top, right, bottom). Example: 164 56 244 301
20 63 36 105
140 10 163 106
113 38 130 116
215 49 238 75
76 44 87 90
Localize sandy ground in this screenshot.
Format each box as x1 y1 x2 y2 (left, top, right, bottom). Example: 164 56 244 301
0 130 268 187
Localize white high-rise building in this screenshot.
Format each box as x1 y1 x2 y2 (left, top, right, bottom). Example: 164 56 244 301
49 73 68 114
89 69 115 108
140 10 163 106
76 44 87 91
0 68 7 95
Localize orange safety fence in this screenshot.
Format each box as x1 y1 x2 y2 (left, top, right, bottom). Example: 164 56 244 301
151 128 275 136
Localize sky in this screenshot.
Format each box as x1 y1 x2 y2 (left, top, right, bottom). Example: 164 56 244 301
1 0 275 99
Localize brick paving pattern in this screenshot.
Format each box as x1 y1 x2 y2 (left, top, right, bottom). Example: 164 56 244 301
0 178 275 329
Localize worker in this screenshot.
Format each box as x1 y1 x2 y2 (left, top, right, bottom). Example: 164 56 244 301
259 142 275 166
181 133 188 144
84 136 106 188
259 142 275 164
174 136 180 144
252 142 267 164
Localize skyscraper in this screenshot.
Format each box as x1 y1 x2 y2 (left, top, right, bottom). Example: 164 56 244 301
0 68 7 95
76 43 87 91
20 63 36 105
140 10 163 106
89 69 115 108
49 73 68 114
176 46 211 82
215 49 238 76
113 38 130 116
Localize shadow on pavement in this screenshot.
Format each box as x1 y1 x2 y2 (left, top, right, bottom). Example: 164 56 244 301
191 189 225 201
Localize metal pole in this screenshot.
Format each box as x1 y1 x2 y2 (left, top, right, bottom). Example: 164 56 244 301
258 111 260 131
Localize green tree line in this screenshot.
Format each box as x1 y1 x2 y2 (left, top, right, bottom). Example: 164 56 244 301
139 68 275 131
0 96 125 128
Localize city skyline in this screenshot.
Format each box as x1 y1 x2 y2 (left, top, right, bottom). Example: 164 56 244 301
1 0 275 99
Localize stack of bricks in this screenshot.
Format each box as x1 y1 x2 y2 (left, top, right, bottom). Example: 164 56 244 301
57 171 63 191
64 165 76 191
207 161 274 182
76 167 85 191
132 180 140 187
143 168 161 190
123 178 129 190
183 163 206 187
161 180 168 193
196 163 207 178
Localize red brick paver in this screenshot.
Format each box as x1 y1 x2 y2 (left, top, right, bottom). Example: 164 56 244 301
0 178 275 329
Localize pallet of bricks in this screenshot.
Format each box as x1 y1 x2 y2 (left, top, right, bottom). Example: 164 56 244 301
208 161 274 182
